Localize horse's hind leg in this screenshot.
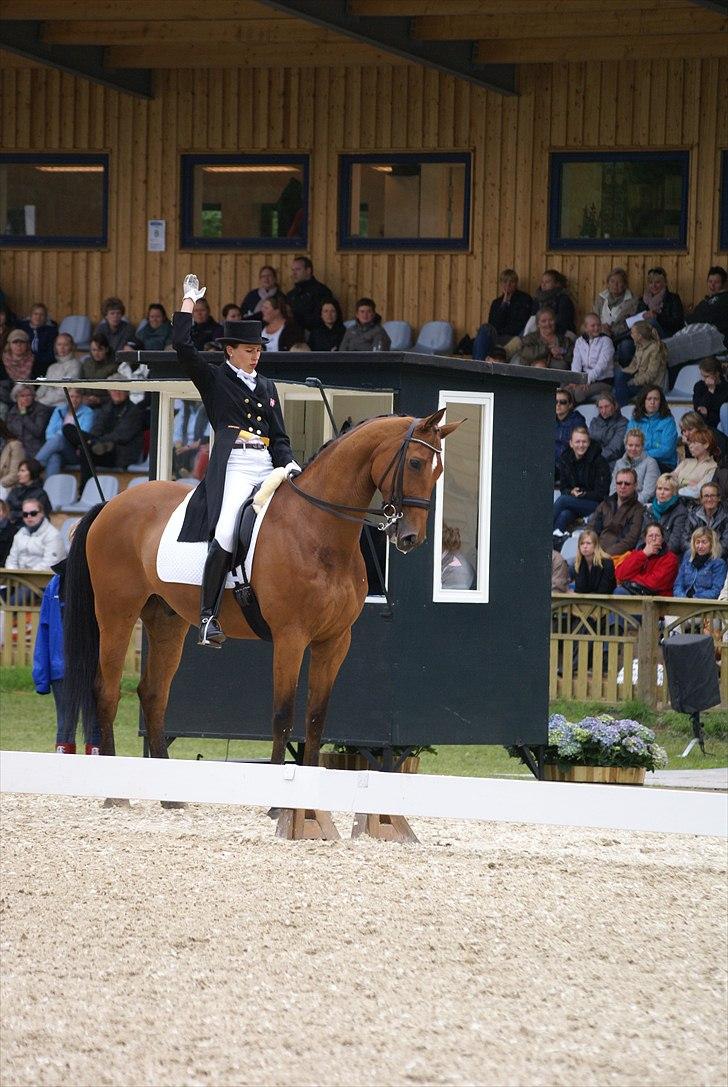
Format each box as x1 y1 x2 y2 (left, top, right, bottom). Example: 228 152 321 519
138 596 190 759
302 629 352 767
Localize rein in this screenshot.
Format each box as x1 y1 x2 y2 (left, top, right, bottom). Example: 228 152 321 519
286 418 442 531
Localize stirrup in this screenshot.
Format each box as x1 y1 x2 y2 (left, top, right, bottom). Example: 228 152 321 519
198 613 225 648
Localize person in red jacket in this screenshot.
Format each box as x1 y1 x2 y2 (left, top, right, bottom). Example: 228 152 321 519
614 523 679 597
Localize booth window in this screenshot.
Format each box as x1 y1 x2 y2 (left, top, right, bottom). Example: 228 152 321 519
0 153 108 248
181 154 309 249
720 150 728 252
338 153 471 250
549 151 689 251
433 392 493 604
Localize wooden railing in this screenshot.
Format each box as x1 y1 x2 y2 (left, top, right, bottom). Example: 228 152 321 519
0 569 142 674
3 573 726 710
551 593 728 709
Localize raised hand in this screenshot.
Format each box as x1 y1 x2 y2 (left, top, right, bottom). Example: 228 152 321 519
183 274 207 302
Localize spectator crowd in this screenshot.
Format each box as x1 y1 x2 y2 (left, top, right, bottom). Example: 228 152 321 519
2 258 728 608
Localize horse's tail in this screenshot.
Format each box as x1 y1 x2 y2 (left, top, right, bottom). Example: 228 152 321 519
62 503 105 737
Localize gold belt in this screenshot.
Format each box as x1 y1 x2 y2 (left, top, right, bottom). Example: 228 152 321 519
233 428 269 446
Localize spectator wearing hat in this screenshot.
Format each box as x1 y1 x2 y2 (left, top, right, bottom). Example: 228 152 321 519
1 329 35 415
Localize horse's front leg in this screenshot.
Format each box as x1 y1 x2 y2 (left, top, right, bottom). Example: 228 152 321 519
302 629 352 767
270 632 308 764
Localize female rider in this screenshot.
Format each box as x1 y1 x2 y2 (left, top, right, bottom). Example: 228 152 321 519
172 274 299 647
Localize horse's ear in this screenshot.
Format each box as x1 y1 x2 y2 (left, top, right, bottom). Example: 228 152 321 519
419 408 446 430
439 419 465 439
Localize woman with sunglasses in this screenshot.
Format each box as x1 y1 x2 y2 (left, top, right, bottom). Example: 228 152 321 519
5 458 51 528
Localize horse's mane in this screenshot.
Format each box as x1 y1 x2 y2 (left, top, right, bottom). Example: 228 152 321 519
301 412 407 471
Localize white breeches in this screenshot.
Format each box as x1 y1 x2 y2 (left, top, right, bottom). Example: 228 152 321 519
214 447 273 551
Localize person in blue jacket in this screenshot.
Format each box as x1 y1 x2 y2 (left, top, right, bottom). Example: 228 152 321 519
35 388 95 479
32 558 100 754
673 527 727 600
630 385 678 471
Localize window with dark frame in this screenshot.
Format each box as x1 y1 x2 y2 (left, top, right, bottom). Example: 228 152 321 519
549 151 689 251
0 153 108 248
720 150 728 253
180 154 309 250
338 152 471 251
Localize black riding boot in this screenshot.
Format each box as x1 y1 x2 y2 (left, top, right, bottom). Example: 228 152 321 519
199 540 232 648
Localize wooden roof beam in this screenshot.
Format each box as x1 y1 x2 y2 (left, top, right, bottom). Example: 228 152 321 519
349 0 695 12
42 19 336 46
476 32 727 62
0 0 277 17
415 8 726 38
105 42 410 68
0 20 152 97
259 0 516 94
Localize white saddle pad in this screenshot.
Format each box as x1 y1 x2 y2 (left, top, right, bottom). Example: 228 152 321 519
156 489 271 588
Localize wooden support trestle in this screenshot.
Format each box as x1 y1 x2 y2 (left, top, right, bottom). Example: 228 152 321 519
275 808 341 840
351 812 419 843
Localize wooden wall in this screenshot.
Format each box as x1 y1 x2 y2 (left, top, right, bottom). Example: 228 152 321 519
1 52 726 337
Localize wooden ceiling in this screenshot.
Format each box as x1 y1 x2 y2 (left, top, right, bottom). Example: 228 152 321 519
0 0 725 99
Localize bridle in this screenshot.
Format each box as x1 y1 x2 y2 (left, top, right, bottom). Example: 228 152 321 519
286 418 442 531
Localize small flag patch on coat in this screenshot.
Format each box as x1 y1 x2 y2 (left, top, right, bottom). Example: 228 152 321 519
270 398 276 406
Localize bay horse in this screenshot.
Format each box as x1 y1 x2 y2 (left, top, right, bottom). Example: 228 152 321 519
63 410 461 766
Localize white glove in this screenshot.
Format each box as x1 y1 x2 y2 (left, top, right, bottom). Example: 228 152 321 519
284 461 302 477
182 274 207 302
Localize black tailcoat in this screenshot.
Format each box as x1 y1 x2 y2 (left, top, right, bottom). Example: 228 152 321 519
172 311 295 542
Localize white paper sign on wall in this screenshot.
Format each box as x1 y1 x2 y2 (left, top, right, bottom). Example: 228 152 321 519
148 219 166 252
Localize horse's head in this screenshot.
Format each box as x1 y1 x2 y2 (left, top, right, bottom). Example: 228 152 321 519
372 409 464 554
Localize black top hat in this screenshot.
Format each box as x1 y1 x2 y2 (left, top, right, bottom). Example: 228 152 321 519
215 319 268 348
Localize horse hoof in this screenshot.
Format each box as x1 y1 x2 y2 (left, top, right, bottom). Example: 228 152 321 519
102 797 130 808
161 800 187 809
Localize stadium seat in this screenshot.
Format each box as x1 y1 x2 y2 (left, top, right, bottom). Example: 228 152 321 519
58 315 92 351
578 403 598 427
127 457 150 473
60 517 81 549
667 363 701 402
560 528 584 567
127 476 149 488
44 474 78 511
410 321 455 356
344 319 356 329
61 474 119 513
382 320 413 350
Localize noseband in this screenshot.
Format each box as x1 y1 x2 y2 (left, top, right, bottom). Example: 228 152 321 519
286 418 442 531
